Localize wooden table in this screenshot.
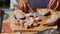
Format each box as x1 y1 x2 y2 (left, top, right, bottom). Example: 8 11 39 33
10 9 57 32
1 9 58 34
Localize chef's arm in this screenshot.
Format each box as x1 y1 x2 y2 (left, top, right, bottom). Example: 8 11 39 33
47 0 56 9
26 0 34 12
19 0 24 10
47 0 53 8
54 0 59 10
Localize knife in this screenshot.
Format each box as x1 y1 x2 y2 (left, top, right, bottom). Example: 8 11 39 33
33 12 46 18
28 10 46 18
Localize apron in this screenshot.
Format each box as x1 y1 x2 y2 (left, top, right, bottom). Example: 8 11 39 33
28 0 50 9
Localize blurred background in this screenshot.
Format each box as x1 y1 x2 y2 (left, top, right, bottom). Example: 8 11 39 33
0 0 10 9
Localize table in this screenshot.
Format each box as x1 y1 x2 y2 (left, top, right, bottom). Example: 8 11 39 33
2 9 58 34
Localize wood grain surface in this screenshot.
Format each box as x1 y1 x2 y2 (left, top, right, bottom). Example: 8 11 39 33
2 9 58 34
10 9 57 32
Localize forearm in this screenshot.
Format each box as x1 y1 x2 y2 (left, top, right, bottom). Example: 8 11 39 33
47 0 56 9
19 0 24 10
23 0 28 13
54 1 59 10
26 0 34 12
27 3 33 12
47 0 53 8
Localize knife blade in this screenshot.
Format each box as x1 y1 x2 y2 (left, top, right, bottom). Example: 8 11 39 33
28 10 46 18
34 12 46 18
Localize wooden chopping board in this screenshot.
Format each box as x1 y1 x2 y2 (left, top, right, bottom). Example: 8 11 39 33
10 9 57 32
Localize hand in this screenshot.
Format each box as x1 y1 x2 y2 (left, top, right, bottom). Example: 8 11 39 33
47 5 51 9
54 10 58 14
